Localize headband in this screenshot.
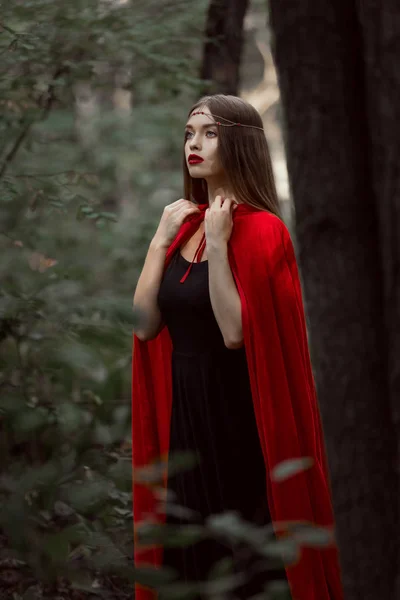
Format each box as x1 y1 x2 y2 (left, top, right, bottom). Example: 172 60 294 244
190 111 264 131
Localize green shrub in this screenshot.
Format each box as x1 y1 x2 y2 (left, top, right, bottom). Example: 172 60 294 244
0 1 206 597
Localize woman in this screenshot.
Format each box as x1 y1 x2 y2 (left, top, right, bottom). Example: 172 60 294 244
132 94 343 600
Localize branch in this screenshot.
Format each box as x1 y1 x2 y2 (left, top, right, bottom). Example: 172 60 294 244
0 23 18 36
13 170 96 178
0 66 67 179
0 23 34 37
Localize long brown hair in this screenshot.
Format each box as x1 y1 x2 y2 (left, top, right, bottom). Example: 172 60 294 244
183 94 281 217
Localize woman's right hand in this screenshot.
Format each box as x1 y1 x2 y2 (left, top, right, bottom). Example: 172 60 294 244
152 199 201 248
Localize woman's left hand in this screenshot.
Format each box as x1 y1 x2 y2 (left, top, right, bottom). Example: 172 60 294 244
205 195 238 249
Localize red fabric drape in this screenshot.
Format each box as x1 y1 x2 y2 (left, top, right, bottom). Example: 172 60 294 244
131 204 343 600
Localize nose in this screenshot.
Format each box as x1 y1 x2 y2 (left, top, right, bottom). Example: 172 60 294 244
189 133 201 151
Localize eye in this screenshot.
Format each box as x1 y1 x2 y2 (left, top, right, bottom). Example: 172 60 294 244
184 129 217 140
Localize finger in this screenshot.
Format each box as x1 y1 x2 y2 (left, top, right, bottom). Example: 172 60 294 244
176 205 200 221
185 202 200 211
166 199 190 213
222 198 233 210
176 199 199 212
170 198 189 207
182 205 201 216
213 195 223 209
177 200 199 211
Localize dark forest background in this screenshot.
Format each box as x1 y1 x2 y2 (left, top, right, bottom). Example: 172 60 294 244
1 1 399 599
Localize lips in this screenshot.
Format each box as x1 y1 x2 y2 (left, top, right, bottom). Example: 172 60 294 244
188 154 204 165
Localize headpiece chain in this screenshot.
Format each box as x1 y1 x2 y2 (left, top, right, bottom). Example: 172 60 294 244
190 111 264 131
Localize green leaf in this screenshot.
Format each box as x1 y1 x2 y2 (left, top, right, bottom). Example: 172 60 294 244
133 565 176 587
268 580 292 600
261 537 299 565
99 211 118 222
290 523 334 548
207 555 234 580
53 341 107 382
271 457 314 482
43 533 70 564
14 407 49 433
69 572 103 595
63 480 111 514
57 403 88 435
136 522 203 548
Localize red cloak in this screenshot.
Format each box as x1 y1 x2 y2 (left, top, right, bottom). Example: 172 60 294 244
131 203 343 600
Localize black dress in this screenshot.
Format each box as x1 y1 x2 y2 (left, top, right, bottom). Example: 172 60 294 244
157 250 280 597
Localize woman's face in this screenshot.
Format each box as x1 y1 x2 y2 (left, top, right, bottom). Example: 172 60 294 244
184 106 224 180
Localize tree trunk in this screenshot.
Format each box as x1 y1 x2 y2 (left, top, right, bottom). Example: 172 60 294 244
201 0 250 95
268 2 398 598
359 2 400 591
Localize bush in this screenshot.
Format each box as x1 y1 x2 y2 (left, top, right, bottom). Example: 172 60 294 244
0 1 206 597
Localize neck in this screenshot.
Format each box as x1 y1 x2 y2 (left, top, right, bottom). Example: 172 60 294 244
205 178 236 207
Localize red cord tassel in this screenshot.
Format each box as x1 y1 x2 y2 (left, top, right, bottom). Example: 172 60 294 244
180 232 206 283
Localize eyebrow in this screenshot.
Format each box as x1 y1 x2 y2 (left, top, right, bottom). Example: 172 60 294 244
184 122 217 130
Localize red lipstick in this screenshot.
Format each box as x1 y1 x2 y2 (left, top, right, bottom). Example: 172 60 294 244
188 154 204 165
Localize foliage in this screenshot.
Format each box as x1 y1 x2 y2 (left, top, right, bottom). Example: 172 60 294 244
133 457 332 599
0 1 207 598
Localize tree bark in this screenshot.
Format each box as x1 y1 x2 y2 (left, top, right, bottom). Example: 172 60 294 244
201 0 250 96
358 2 400 592
268 2 398 598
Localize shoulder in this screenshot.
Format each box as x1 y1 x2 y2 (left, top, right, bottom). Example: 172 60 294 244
234 210 297 272
250 210 283 227
239 209 290 242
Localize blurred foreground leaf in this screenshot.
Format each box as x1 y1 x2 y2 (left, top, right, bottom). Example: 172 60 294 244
271 457 314 482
